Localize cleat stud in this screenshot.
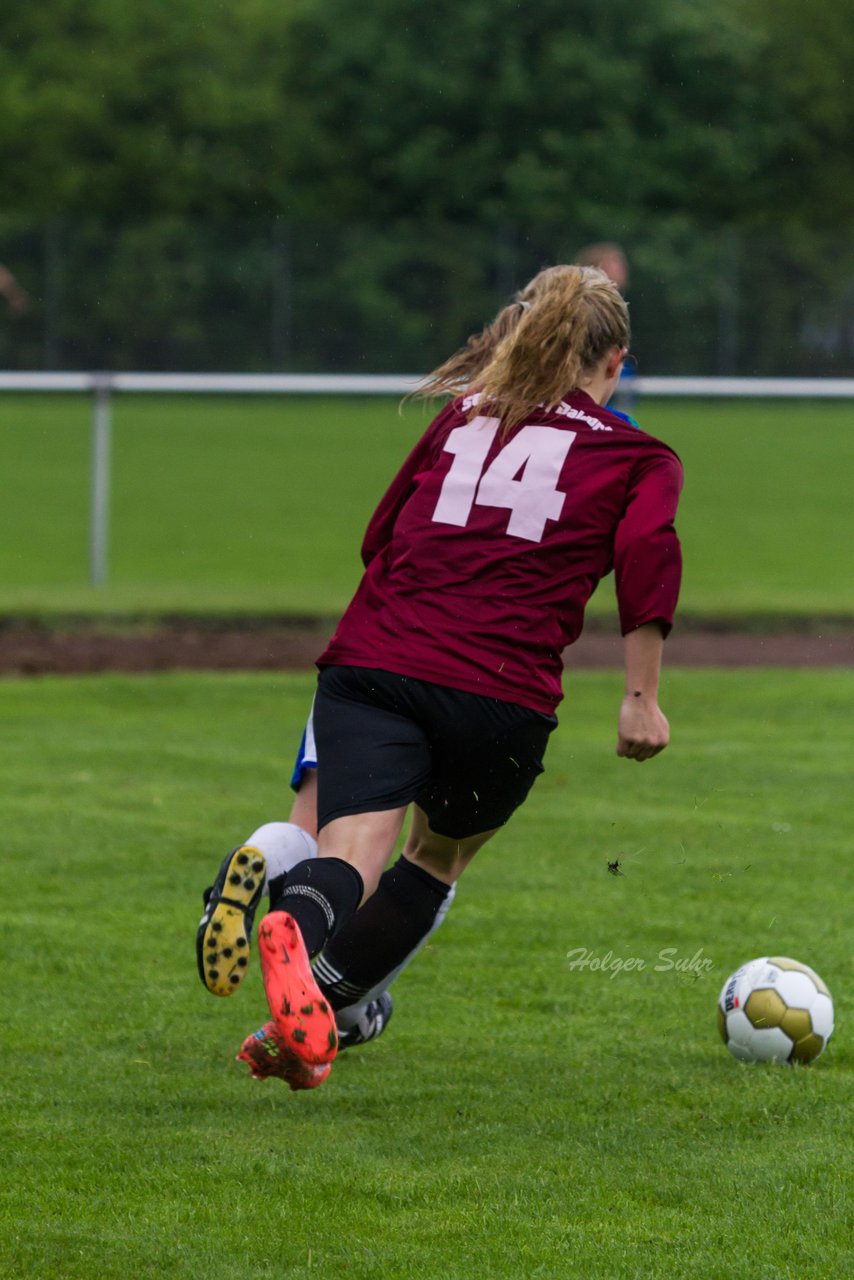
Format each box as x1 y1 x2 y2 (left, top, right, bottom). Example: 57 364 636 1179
211 921 223 933
208 969 219 980
292 1029 307 1044
235 937 247 948
319 1001 329 1014
244 878 256 892
328 1029 338 1051
251 860 264 874
237 956 248 967
237 853 249 865
300 1004 314 1015
229 872 242 886
222 947 233 958
206 953 217 964
229 974 240 985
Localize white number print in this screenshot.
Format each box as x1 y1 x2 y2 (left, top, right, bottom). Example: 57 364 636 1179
432 416 577 542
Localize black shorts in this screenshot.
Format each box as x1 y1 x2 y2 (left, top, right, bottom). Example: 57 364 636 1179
313 666 557 839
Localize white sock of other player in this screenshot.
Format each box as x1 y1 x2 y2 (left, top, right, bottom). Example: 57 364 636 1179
243 821 317 892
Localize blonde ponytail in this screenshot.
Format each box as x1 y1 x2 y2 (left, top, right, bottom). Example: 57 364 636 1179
414 265 629 436
410 299 528 402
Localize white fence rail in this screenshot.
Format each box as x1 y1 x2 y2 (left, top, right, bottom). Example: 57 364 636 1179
3 372 853 585
3 372 854 397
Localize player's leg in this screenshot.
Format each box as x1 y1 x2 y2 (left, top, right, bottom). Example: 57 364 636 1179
310 809 482 1021
289 769 319 840
253 668 434 1066
331 873 456 1046
300 769 458 1045
236 779 457 1053
198 749 457 1023
249 805 401 1069
201 698 457 1084
196 711 321 998
238 799 419 1083
403 804 498 883
255 804 491 1069
254 672 557 1075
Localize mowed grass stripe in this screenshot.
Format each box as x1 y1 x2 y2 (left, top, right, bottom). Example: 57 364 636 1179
2 669 852 1279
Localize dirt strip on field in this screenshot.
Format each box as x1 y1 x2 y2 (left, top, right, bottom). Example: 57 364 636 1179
1 624 851 675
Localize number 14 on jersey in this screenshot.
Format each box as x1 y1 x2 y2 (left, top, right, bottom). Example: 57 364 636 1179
432 416 577 543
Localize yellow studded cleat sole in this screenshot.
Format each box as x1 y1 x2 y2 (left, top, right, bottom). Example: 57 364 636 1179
199 846 266 996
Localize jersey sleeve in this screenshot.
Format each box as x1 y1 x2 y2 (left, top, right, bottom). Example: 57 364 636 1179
613 447 684 637
360 405 453 567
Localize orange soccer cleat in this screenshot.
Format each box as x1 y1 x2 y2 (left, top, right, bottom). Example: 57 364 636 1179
257 911 339 1067
237 1022 331 1091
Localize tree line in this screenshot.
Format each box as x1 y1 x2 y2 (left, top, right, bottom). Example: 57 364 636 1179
0 0 852 373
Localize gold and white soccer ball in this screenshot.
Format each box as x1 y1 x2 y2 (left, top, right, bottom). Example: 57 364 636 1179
717 956 834 1064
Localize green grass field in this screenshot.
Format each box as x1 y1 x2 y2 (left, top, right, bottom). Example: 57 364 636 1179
3 669 852 1280
1 393 852 620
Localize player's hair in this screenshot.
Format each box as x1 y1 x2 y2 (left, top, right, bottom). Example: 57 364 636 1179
414 264 629 435
410 297 527 402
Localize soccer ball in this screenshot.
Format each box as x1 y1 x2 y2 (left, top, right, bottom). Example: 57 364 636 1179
716 956 834 1064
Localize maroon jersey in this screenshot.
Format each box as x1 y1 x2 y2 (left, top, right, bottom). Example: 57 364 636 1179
318 390 683 714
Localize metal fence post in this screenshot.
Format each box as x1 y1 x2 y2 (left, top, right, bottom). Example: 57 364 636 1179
90 375 112 585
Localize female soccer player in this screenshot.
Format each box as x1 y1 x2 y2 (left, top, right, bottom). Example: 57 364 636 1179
198 288 544 1073
237 263 684 1088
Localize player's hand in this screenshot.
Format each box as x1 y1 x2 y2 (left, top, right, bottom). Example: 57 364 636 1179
616 695 669 762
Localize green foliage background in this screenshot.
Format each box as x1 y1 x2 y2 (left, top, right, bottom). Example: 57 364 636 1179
3 0 851 227
1 0 853 374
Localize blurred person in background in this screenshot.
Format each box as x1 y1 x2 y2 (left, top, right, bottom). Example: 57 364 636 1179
575 243 636 414
575 242 629 293
0 263 30 315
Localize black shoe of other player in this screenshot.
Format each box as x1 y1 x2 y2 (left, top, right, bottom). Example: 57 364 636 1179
337 993 394 1051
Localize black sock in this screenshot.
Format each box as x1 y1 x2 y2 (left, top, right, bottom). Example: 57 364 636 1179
267 857 364 957
312 856 451 1011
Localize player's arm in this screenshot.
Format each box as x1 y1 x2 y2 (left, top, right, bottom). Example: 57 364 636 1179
618 623 669 761
612 447 684 762
613 448 683 634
